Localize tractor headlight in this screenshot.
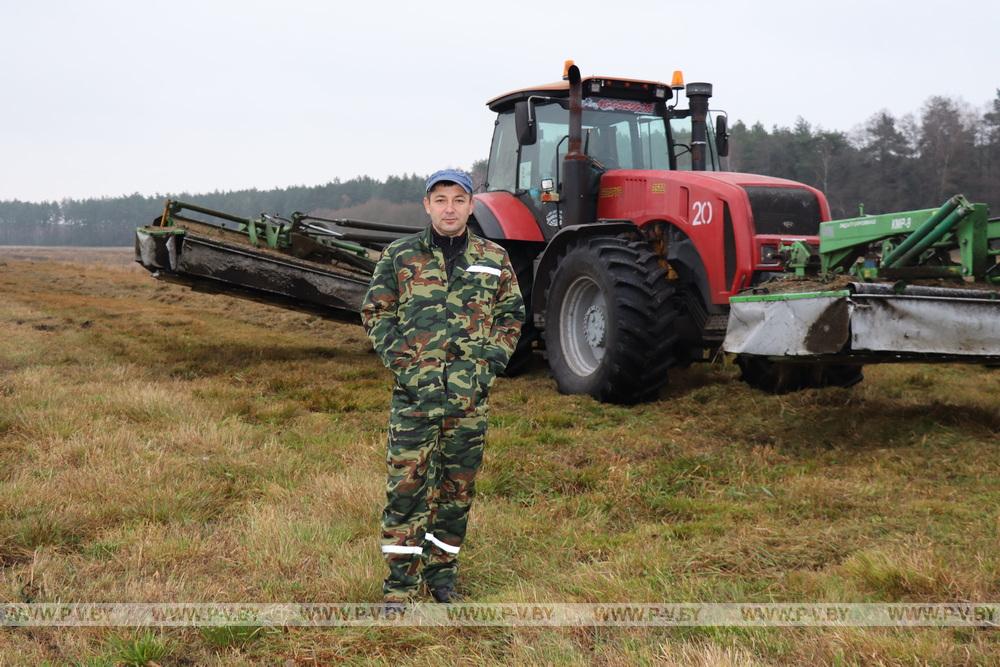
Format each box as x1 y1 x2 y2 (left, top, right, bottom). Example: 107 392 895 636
760 244 781 265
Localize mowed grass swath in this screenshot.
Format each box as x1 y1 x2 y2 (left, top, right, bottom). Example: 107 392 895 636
1 248 1000 665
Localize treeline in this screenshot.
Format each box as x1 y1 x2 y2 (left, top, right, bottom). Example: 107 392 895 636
0 174 429 246
2 91 999 246
727 92 1000 218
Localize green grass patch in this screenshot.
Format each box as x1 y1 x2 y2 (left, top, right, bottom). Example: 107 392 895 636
104 631 171 666
199 624 275 649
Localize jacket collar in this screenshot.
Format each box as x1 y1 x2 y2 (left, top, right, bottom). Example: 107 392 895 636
419 224 484 265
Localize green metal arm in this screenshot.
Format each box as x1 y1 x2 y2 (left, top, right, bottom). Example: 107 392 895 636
817 195 997 283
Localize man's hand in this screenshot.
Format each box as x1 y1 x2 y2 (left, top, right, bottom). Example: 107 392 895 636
483 251 525 374
361 248 415 371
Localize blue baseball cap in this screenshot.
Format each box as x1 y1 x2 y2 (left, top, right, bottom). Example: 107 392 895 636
425 169 473 194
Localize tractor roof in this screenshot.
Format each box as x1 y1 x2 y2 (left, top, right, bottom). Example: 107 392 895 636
486 76 673 112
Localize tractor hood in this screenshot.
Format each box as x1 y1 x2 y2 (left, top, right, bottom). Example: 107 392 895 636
600 169 825 196
595 169 832 236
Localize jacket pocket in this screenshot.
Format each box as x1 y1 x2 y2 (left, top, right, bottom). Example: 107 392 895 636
393 351 424 401
388 346 417 373
468 273 499 306
476 358 496 401
461 274 499 343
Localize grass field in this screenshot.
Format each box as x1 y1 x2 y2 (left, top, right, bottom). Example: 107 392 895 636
1 246 999 665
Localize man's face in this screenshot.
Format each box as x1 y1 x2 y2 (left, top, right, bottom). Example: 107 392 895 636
424 184 474 237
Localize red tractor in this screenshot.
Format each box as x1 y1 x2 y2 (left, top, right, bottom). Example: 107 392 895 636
468 62 855 401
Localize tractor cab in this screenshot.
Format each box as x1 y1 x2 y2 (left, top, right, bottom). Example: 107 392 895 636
483 69 727 239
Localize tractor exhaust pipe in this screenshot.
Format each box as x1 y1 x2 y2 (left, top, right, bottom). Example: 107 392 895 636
686 82 713 171
567 64 583 158
563 63 596 227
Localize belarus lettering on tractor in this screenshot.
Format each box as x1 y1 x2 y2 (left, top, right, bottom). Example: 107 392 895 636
135 63 1000 403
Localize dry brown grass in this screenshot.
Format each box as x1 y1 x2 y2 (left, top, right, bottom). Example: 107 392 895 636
1 246 1000 664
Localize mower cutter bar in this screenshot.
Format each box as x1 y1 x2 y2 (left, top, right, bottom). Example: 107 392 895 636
135 227 370 321
724 282 1000 362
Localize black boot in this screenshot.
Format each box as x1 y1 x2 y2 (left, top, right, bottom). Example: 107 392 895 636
430 583 463 603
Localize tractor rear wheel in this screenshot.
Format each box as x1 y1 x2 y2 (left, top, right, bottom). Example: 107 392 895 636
544 236 677 403
736 356 864 393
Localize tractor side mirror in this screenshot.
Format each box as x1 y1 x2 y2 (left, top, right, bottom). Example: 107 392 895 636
514 101 537 146
715 115 729 157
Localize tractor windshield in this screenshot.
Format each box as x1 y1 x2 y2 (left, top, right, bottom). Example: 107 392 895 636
486 99 718 194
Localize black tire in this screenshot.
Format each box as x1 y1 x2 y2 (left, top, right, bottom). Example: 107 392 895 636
737 356 864 394
543 236 677 404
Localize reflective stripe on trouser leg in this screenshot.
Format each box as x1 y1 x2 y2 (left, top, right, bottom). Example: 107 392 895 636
381 409 440 599
381 544 424 555
425 532 460 554
422 412 487 589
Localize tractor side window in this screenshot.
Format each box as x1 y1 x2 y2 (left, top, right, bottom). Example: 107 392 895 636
705 111 720 170
487 113 518 192
535 103 569 188
670 118 694 171
517 137 538 192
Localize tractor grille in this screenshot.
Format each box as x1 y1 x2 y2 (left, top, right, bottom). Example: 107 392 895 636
743 186 822 236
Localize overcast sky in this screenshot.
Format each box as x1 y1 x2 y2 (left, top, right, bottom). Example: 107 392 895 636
1 0 997 202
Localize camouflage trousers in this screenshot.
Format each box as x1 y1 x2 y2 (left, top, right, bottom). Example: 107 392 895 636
380 398 487 601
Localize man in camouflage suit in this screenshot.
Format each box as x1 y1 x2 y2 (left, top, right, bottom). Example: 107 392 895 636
361 169 524 603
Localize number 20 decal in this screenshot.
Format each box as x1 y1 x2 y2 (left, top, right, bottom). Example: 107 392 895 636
691 200 714 226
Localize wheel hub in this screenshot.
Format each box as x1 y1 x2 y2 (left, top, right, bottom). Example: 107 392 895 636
559 275 608 376
584 305 606 347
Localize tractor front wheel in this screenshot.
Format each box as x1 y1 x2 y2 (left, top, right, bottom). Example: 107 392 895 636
544 236 677 404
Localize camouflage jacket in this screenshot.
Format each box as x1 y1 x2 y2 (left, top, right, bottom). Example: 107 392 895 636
361 225 524 418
